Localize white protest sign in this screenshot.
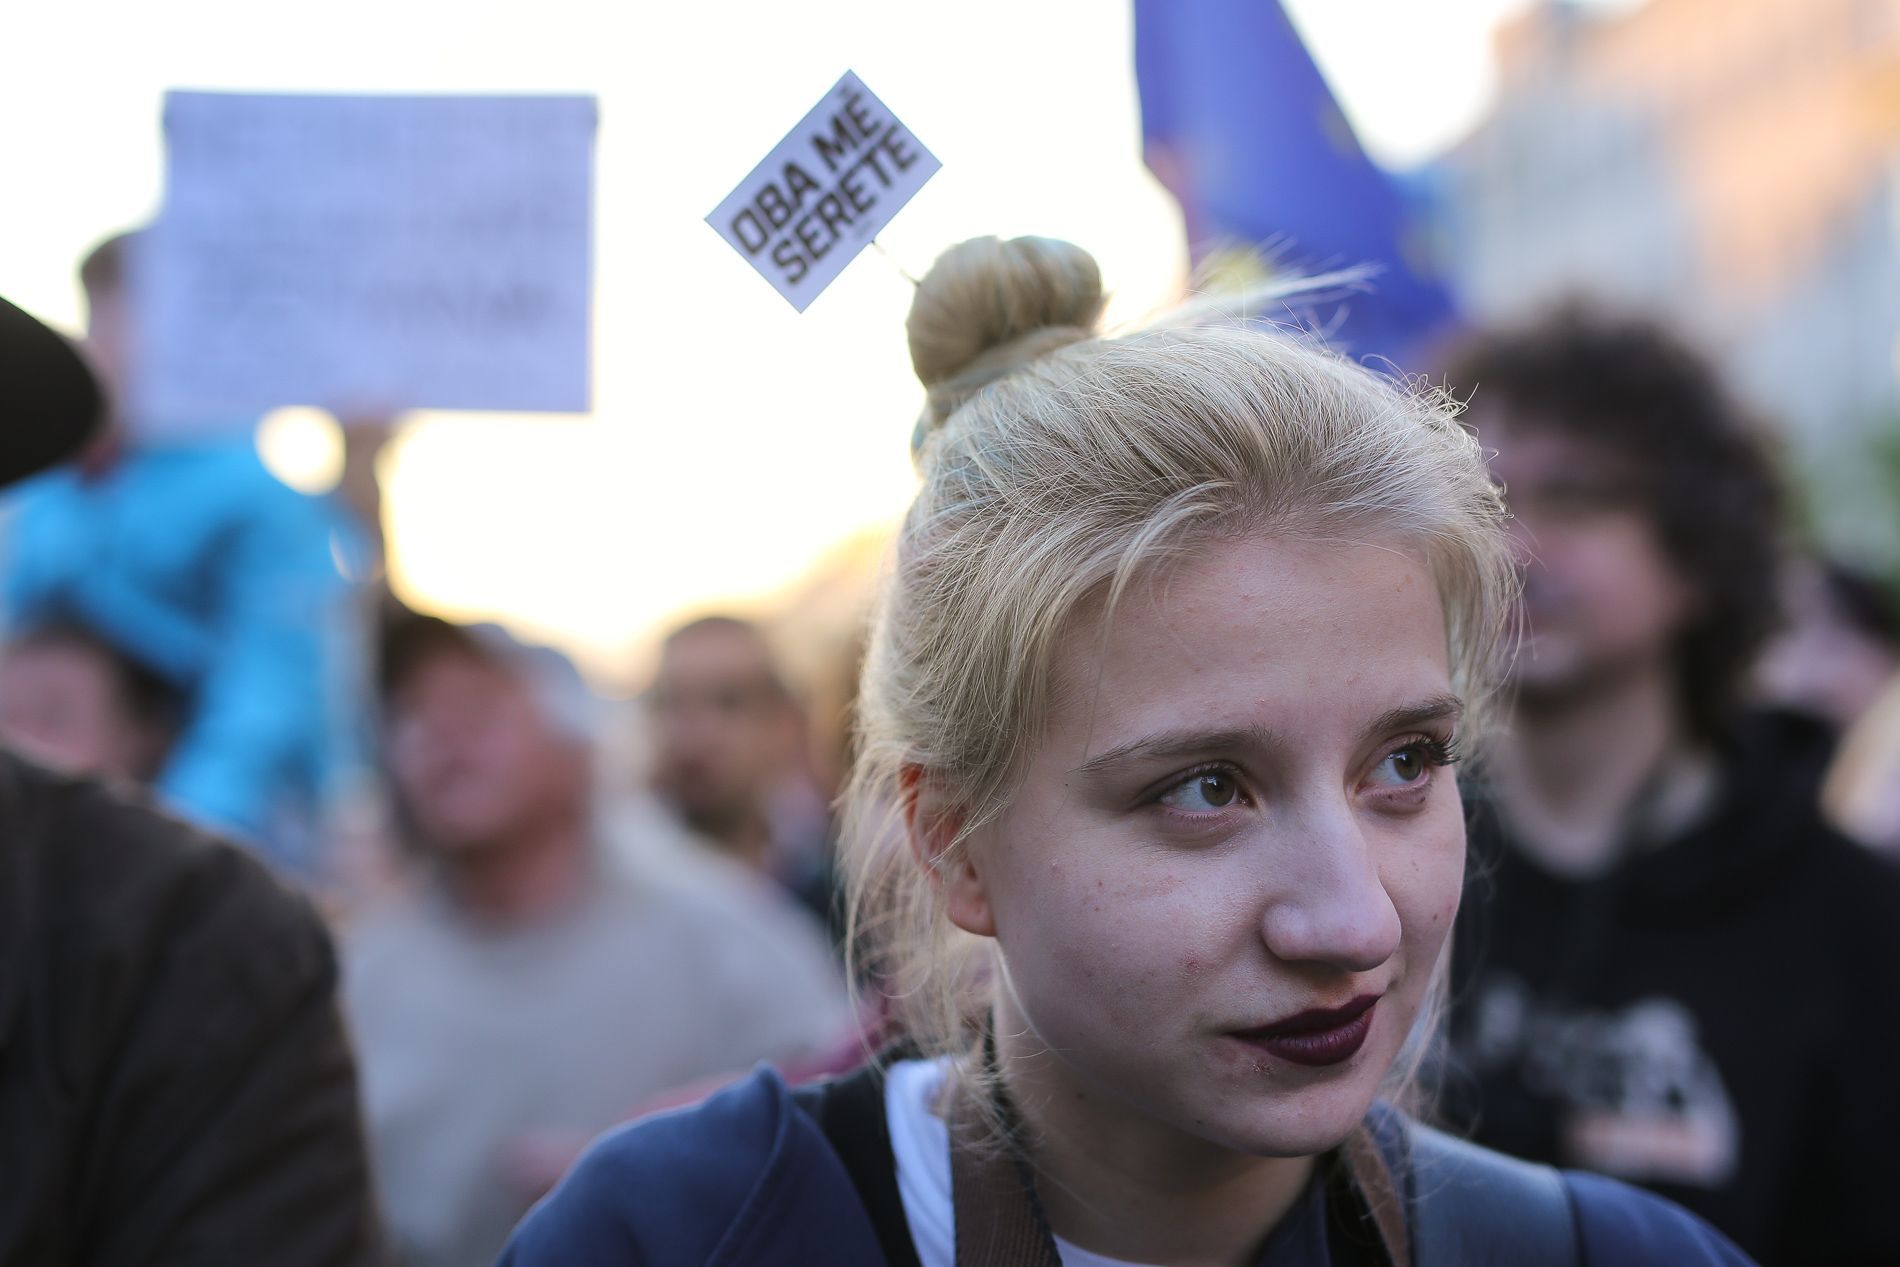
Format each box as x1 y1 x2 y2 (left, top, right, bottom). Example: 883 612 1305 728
708 71 939 312
135 91 595 433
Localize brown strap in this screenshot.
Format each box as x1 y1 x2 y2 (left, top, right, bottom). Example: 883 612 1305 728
1343 1124 1412 1267
947 1061 1409 1267
947 1076 1063 1267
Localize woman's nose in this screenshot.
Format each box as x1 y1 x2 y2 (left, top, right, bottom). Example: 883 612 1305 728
1258 809 1402 973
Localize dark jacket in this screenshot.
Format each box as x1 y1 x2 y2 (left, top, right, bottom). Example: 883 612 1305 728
498 1063 1750 1266
0 751 382 1265
1446 711 1900 1265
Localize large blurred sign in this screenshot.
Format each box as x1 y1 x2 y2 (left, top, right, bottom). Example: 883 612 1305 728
707 71 939 312
136 91 595 432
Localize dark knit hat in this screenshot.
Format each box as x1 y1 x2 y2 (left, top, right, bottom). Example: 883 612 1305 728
0 295 101 488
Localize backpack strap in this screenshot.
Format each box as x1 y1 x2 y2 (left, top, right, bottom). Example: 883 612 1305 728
1341 1125 1412 1267
1401 1119 1581 1267
791 1064 925 1267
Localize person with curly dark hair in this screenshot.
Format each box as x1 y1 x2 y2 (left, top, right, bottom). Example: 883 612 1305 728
1437 304 1900 1266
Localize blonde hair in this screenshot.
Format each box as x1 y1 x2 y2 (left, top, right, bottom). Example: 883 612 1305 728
845 235 1514 1086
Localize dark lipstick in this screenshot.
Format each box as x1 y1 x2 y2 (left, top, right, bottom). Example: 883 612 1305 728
1231 995 1379 1067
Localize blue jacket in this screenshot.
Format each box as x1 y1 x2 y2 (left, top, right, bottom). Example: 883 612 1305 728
2 441 363 872
499 1067 1754 1266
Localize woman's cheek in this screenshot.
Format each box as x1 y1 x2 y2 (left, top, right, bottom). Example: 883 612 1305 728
1024 864 1207 1028
1388 818 1465 959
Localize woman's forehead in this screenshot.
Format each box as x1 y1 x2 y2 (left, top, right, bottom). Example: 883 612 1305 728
1042 534 1454 749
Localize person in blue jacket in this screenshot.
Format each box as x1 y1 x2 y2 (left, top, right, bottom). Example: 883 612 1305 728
2 233 364 874
501 236 1753 1266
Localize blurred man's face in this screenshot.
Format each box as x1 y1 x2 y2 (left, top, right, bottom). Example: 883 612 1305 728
0 641 146 780
386 649 584 854
1473 410 1696 703
647 627 797 839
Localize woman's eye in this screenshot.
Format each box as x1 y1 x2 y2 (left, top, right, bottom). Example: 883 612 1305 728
1159 771 1240 811
1371 745 1432 788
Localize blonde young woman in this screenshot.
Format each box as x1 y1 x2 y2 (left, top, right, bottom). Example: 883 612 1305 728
500 238 1752 1267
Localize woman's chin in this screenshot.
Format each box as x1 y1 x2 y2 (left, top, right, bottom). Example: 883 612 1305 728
1186 1068 1385 1159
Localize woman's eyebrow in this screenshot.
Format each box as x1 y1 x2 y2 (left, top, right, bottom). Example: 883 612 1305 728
1071 695 1464 778
1360 694 1464 741
1071 725 1281 778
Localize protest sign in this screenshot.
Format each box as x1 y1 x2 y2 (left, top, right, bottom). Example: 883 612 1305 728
135 91 595 432
707 71 939 312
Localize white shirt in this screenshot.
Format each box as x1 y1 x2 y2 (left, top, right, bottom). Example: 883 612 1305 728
884 1056 1157 1267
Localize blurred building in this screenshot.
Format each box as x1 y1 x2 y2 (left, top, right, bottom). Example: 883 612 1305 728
1437 0 1900 516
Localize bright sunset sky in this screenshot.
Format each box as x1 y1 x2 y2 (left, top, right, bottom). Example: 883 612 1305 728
2 0 1553 684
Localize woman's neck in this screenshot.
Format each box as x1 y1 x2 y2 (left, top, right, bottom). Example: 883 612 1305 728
991 1003 1314 1267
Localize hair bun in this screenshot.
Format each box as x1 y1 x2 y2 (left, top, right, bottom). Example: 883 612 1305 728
907 236 1105 447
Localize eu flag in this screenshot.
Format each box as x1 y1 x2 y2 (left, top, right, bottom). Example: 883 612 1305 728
1135 0 1457 367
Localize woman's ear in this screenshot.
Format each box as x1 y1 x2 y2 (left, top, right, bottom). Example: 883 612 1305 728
900 764 996 938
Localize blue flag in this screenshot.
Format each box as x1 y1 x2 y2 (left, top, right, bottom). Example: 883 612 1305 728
1135 0 1458 366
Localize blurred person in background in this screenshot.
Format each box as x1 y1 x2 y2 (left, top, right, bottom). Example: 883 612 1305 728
646 614 840 935
0 621 181 786
0 231 365 876
1755 557 1900 736
1758 558 1900 854
1822 673 1900 857
1440 306 1900 1265
0 293 381 1265
347 613 851 1267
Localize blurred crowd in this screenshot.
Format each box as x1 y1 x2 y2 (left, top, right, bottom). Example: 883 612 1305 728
10 6 1900 1245
7 220 1900 1265
0 235 867 1267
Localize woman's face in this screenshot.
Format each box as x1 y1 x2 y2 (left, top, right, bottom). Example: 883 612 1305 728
954 533 1465 1159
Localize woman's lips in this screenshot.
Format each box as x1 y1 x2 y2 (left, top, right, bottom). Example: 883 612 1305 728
1229 995 1380 1068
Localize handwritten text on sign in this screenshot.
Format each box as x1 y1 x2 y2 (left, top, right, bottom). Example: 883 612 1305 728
137 91 595 433
708 72 939 312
